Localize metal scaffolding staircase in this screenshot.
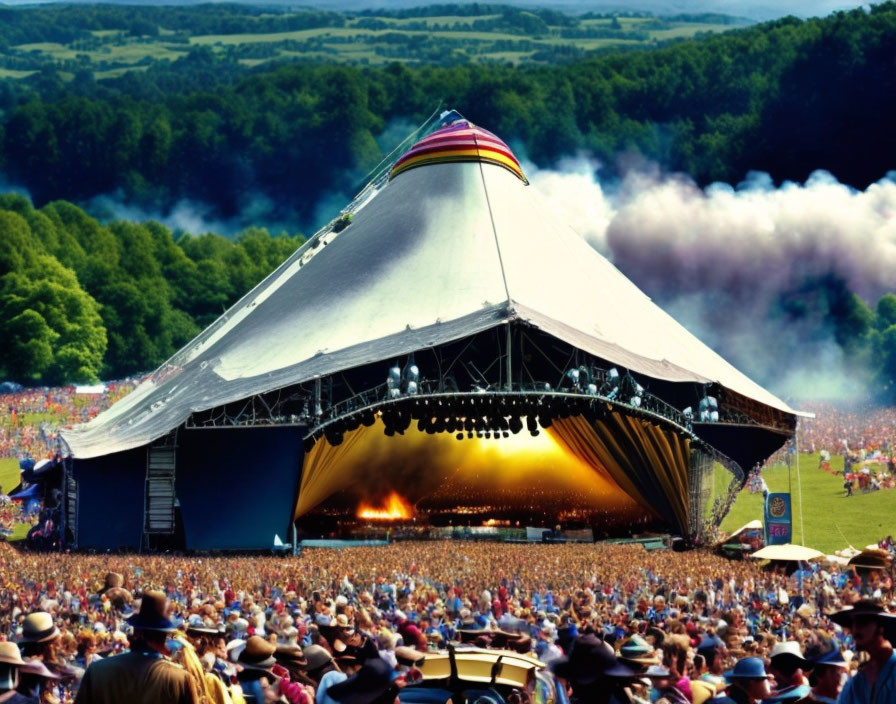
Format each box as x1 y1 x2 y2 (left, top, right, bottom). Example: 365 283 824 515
143 430 178 546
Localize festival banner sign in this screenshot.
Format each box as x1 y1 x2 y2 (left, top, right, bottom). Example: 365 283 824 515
764 492 792 545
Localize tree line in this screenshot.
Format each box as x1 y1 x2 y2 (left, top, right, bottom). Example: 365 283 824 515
0 3 894 226
2 3 896 396
0 195 301 384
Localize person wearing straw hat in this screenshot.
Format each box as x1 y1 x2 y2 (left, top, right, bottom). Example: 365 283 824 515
827 599 896 704
74 590 200 704
17 612 82 688
0 642 32 704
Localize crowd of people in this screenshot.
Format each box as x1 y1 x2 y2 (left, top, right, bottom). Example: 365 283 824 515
0 392 892 702
0 541 890 703
0 381 140 461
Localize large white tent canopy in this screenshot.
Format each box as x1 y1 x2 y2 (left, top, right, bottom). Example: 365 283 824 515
63 121 796 459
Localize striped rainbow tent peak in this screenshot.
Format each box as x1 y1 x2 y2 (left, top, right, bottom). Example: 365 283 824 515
389 120 528 184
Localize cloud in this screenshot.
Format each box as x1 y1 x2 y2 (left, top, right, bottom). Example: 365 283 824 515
527 159 896 400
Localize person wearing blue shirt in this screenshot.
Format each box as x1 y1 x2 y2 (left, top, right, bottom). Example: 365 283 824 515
830 600 896 704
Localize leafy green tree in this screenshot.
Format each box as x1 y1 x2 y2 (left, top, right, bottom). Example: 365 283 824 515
0 210 106 383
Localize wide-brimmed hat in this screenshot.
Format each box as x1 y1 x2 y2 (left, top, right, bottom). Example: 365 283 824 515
697 635 726 657
18 613 60 643
828 599 896 628
274 643 309 670
19 658 61 680
126 591 177 632
0 643 24 667
551 634 635 685
768 641 808 667
327 657 398 704
724 657 771 682
619 634 660 666
303 644 335 672
808 646 850 669
238 636 277 670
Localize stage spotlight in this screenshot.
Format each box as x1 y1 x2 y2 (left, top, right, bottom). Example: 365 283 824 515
509 416 523 434
467 431 474 439
417 418 428 432
456 433 464 441
530 428 540 437
539 414 553 429
586 383 598 396
630 396 642 408
502 431 509 438
406 380 418 396
683 407 693 419
361 411 376 427
384 427 395 437
387 365 401 389
388 387 401 400
303 436 315 453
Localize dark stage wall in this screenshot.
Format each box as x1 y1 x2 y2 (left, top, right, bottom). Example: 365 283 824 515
73 447 146 550
177 427 304 550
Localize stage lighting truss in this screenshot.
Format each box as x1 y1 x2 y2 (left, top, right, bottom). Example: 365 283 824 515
184 325 790 451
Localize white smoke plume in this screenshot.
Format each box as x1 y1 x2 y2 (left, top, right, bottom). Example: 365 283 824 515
528 159 896 401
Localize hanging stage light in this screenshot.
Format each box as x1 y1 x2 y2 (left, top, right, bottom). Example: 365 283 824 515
509 416 523 434
387 365 401 390
303 436 315 453
456 432 464 441
539 414 553 429
406 380 419 396
526 415 538 434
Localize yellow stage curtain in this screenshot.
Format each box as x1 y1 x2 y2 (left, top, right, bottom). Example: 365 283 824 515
294 424 369 518
548 412 691 535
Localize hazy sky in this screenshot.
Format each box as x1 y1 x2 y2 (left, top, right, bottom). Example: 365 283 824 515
302 0 881 22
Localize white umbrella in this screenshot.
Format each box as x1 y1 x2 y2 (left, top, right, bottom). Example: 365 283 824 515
750 544 824 562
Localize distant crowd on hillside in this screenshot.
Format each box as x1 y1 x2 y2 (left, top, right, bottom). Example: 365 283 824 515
0 380 141 461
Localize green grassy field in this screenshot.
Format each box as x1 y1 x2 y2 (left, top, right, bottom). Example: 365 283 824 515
3 13 741 78
721 452 896 554
0 458 19 496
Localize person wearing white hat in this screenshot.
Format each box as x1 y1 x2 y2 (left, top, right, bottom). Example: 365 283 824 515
762 642 810 704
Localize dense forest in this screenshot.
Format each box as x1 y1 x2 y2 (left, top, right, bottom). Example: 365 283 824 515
0 194 301 383
1 3 896 397
0 3 892 224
